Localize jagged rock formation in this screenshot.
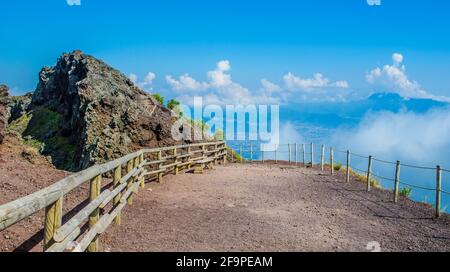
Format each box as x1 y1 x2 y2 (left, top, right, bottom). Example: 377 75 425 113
9 50 187 171
8 92 32 123
0 85 9 144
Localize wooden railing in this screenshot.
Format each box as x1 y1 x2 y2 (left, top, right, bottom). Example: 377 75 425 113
0 141 227 252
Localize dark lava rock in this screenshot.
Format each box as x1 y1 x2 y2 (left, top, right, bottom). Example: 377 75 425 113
8 92 32 123
0 85 9 144
13 50 185 171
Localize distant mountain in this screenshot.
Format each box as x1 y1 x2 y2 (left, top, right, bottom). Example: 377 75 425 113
366 92 448 113
281 92 450 128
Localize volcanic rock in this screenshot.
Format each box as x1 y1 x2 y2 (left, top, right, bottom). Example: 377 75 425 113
10 50 192 171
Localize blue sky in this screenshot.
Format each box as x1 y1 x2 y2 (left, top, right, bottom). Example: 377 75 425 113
2 0 450 206
1 0 450 100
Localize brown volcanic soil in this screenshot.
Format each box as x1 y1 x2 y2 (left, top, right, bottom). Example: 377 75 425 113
0 135 74 252
101 162 450 252
1 143 450 252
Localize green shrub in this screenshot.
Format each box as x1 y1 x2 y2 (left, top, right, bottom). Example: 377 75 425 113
334 163 342 171
152 93 164 105
167 99 180 110
399 187 412 198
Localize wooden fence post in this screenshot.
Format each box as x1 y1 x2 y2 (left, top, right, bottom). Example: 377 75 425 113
88 174 101 252
436 165 442 218
275 144 278 164
366 156 373 192
223 143 227 164
139 153 145 188
261 144 264 163
187 146 192 169
157 151 163 183
295 144 298 166
302 144 306 168
330 147 334 176
240 144 243 163
113 165 122 225
127 159 134 205
43 195 63 250
310 143 314 168
321 144 325 171
213 143 219 165
134 156 140 189
394 161 401 203
346 150 350 183
174 147 180 174
288 144 291 164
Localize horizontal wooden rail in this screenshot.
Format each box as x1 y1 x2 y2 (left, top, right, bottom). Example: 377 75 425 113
0 141 227 252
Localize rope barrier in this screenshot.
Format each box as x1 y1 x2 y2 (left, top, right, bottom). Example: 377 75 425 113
400 163 436 171
351 166 367 174
371 172 396 182
372 158 397 165
350 152 369 159
398 181 436 192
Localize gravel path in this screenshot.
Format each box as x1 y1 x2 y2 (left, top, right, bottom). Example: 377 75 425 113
100 163 450 252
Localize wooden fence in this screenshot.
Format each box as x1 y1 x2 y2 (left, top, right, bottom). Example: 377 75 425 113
231 142 449 219
0 141 227 252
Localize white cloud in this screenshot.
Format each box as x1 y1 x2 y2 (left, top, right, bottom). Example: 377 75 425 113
144 72 156 84
332 108 450 163
166 60 261 105
165 74 209 92
217 60 231 72
129 72 157 91
283 72 349 92
392 53 404 65
334 80 350 89
165 61 352 104
261 79 282 94
67 0 81 6
129 74 138 84
366 53 450 102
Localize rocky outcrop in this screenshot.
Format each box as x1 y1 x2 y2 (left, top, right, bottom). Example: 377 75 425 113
10 50 187 171
0 85 9 144
8 92 32 123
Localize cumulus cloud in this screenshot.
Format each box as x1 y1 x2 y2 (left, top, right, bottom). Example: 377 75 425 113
261 79 282 94
332 108 450 163
129 74 138 84
165 74 209 92
67 0 81 6
165 60 267 105
129 72 156 91
165 60 353 105
367 53 450 102
283 72 349 92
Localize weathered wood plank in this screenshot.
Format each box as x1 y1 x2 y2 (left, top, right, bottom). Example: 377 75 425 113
87 174 102 252
54 189 111 242
43 195 63 250
46 227 80 253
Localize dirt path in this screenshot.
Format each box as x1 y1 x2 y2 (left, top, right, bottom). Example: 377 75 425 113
101 163 450 252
